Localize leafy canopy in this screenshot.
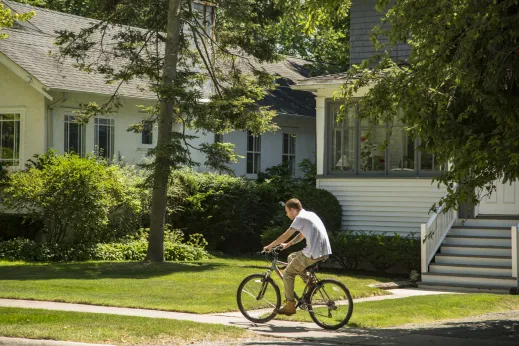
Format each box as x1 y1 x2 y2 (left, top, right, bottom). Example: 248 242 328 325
338 0 519 211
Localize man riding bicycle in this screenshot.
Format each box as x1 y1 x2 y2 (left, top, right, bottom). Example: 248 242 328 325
263 198 332 316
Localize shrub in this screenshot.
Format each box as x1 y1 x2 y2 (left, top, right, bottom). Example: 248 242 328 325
2 151 144 244
0 214 43 241
293 188 342 233
330 231 421 273
167 169 279 254
0 231 210 262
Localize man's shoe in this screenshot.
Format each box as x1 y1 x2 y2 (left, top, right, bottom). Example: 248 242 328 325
276 300 296 316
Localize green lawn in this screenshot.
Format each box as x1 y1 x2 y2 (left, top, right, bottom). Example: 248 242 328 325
0 258 390 314
0 307 249 345
278 293 519 328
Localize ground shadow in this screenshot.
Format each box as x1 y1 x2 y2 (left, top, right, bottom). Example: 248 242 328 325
0 261 224 280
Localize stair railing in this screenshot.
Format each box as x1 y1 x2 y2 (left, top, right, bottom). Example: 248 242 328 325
513 224 519 289
420 189 458 273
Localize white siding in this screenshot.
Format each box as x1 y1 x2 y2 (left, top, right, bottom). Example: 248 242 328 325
318 178 447 235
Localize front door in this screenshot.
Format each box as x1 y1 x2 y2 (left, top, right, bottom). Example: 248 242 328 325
479 181 519 215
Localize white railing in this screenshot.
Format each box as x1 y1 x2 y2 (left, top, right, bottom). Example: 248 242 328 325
421 202 458 273
512 225 519 288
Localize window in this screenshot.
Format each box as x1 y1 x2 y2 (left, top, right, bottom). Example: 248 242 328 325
141 121 153 145
282 133 296 175
64 115 85 156
193 1 216 38
247 131 261 174
94 118 114 159
330 103 356 173
0 113 20 167
327 101 444 176
214 133 223 143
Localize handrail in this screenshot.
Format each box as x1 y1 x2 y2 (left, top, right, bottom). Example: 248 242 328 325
421 186 459 273
512 224 519 288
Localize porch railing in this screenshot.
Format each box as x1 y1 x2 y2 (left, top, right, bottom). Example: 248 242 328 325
513 225 519 288
421 195 458 273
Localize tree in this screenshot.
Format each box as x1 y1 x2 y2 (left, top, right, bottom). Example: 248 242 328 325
45 0 290 261
0 1 33 38
332 0 519 212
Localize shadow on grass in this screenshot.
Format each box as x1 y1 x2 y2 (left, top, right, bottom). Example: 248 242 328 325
0 261 225 280
236 318 519 345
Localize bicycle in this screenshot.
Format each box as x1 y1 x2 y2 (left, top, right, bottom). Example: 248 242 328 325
236 245 353 330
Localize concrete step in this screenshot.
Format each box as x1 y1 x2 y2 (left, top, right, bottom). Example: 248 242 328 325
458 218 519 227
440 244 512 257
429 263 513 277
443 235 511 247
421 272 517 288
417 282 512 294
449 226 511 238
435 253 512 267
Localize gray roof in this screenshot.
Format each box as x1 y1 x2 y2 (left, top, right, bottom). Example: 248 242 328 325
296 72 350 86
0 0 315 117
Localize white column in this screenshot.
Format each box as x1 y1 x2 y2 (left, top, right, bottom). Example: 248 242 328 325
421 223 428 273
315 97 326 177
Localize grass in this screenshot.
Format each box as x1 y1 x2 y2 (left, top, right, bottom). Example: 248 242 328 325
0 307 249 345
277 293 519 328
0 258 391 314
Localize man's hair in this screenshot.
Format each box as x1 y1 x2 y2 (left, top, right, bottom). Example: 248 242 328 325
285 198 302 211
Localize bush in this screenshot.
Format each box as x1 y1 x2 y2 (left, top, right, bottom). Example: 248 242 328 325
330 231 420 272
2 151 144 244
0 231 210 262
293 188 342 233
167 169 279 254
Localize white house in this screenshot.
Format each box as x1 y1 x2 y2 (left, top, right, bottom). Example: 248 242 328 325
0 1 316 178
293 0 519 292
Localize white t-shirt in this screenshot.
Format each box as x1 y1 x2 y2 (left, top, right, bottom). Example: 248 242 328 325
290 209 332 259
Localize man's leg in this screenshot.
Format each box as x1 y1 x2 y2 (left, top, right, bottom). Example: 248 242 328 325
277 251 319 315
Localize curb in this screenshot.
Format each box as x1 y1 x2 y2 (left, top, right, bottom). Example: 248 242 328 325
0 337 115 346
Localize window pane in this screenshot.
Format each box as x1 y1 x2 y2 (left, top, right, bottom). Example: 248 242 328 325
254 135 261 152
0 113 20 166
142 122 153 145
247 132 253 151
283 134 289 154
95 119 114 159
254 153 261 173
290 135 296 155
331 105 356 172
360 120 386 172
389 128 415 172
246 153 253 173
214 134 223 143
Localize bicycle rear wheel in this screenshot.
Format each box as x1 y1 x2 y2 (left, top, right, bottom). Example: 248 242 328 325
308 279 353 330
237 274 281 323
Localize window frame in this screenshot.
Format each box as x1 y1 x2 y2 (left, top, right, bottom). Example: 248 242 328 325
141 120 153 146
325 99 443 178
0 107 24 169
64 114 86 156
282 133 296 175
94 117 115 159
246 131 261 175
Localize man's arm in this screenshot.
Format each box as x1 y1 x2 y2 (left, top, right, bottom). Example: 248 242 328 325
264 227 298 251
286 232 305 248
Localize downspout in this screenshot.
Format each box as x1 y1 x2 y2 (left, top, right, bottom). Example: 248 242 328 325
46 92 68 150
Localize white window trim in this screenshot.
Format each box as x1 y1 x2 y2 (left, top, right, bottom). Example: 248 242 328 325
64 114 86 157
139 119 155 148
246 131 261 175
0 107 25 171
282 133 296 175
94 117 115 159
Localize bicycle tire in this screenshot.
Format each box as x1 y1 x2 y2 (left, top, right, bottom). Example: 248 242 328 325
308 279 353 330
237 274 281 323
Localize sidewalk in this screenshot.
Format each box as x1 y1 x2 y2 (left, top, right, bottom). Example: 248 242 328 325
1 288 518 346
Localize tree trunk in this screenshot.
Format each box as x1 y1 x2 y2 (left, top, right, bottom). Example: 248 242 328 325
146 0 183 262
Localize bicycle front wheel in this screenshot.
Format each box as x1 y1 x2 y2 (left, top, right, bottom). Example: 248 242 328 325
308 279 353 330
237 274 281 323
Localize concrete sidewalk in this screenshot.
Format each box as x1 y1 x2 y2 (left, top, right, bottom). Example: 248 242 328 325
3 288 518 346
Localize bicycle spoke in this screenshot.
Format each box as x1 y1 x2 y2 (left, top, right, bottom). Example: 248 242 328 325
308 280 353 330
